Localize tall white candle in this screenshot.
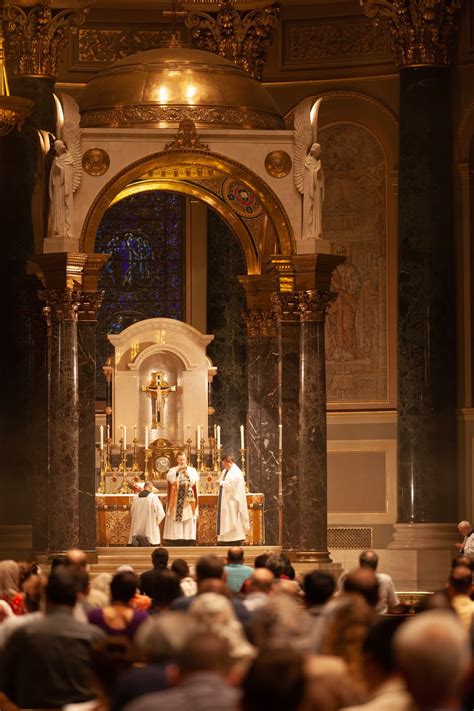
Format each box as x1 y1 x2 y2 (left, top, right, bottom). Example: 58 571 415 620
240 425 245 449
145 426 149 449
100 425 104 450
107 425 110 440
134 424 137 439
123 425 127 449
216 425 221 449
187 424 191 441
278 424 283 450
197 425 201 447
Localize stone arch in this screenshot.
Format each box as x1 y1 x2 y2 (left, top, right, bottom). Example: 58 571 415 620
80 149 295 275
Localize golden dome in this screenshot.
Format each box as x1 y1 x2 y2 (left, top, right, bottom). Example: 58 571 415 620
78 47 284 130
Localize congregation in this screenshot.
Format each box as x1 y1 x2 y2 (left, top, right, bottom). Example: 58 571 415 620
0 547 474 710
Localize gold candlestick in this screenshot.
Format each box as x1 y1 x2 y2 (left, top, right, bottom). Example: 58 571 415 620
278 446 283 548
239 447 248 493
132 437 140 472
144 447 152 481
186 437 192 463
105 437 112 472
97 447 106 493
118 438 128 493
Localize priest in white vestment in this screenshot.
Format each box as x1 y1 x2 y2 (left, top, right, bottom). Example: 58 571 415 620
217 455 250 545
128 481 165 545
163 451 199 544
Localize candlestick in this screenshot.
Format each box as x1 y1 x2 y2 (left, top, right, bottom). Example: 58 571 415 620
123 425 127 449
100 425 104 451
278 423 283 451
197 425 201 447
145 426 149 450
240 424 245 450
187 424 191 440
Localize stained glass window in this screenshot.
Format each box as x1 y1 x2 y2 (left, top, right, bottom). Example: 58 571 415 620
95 190 185 398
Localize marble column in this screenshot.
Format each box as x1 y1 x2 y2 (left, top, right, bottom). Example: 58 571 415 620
42 290 81 551
297 290 335 562
244 310 280 545
397 67 457 525
274 294 301 551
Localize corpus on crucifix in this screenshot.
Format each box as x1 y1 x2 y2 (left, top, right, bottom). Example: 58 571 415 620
142 371 176 429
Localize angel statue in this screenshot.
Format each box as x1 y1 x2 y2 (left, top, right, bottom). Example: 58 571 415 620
294 97 325 240
48 92 82 241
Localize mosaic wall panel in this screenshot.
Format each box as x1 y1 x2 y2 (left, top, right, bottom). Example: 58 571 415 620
319 123 388 405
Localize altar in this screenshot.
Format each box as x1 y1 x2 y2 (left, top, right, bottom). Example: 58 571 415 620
96 493 264 546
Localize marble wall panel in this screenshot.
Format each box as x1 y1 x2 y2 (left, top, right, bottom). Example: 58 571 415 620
78 322 97 550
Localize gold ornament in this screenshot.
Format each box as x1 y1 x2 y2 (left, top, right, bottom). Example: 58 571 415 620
265 150 292 178
82 147 110 176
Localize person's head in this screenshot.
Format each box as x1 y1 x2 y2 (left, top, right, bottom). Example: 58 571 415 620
176 632 233 679
280 553 296 580
171 558 190 580
45 566 78 607
252 594 318 655
136 611 198 663
254 553 269 569
198 578 231 598
246 568 274 595
18 561 39 589
90 636 133 701
394 610 471 709
303 570 335 607
110 571 138 604
151 547 169 569
343 568 379 609
362 616 407 686
458 520 471 536
23 574 47 613
189 593 254 663
222 455 234 471
227 546 244 564
452 554 474 571
143 481 153 492
150 570 182 610
242 649 306 711
303 656 359 711
0 560 20 597
73 566 90 596
65 548 88 568
448 565 473 597
265 554 285 580
176 450 187 467
359 550 379 571
196 555 224 584
50 554 68 571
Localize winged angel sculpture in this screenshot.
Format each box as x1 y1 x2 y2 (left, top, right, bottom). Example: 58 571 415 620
48 92 82 240
293 97 324 240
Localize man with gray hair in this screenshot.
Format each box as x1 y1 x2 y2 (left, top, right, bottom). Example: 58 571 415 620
457 520 474 559
394 610 471 710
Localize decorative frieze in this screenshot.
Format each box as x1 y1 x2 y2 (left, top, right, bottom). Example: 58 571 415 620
77 27 181 65
243 309 278 338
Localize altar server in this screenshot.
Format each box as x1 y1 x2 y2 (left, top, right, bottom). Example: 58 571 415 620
217 454 250 545
164 451 199 545
128 481 165 546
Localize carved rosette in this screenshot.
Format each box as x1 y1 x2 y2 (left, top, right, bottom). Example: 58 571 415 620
4 2 88 78
361 0 463 66
164 118 210 151
243 309 278 338
40 290 81 323
299 289 336 323
185 1 279 80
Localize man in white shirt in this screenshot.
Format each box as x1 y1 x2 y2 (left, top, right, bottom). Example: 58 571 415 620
456 520 474 559
217 454 250 545
163 451 199 545
128 481 165 546
337 550 399 614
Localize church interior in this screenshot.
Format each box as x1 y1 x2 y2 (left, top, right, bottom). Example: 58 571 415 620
0 0 473 594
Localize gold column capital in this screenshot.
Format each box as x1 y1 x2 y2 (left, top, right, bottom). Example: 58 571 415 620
4 1 89 79
361 0 463 66
242 308 278 337
28 251 109 291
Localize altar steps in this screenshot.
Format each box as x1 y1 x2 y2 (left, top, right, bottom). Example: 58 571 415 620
90 545 280 577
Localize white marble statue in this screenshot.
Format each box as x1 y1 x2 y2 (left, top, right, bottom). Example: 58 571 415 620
47 93 82 241
294 97 325 239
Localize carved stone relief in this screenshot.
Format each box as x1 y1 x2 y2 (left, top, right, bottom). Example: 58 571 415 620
319 123 387 405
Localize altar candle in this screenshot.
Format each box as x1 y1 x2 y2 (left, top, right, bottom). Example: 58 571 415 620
278 424 283 450
107 425 110 440
145 426 149 449
100 425 104 450
197 425 201 446
240 425 245 449
216 425 221 449
187 424 191 441
134 424 137 439
123 425 127 449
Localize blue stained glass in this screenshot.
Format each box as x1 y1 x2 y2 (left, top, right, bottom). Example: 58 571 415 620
95 190 185 398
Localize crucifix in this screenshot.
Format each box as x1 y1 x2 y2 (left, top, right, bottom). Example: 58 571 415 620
142 371 176 429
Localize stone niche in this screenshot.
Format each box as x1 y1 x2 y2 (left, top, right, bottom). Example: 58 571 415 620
108 318 216 445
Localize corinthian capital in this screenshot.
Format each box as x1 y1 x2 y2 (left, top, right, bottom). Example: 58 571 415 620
4 1 89 78
361 0 463 66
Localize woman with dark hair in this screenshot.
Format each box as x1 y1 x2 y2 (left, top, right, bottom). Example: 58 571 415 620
149 570 182 614
88 572 148 639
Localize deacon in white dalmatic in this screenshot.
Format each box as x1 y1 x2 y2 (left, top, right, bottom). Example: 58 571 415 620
217 454 250 545
163 451 199 544
128 481 165 546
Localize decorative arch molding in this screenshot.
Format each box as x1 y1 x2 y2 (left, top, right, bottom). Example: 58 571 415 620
129 344 197 372
80 149 296 274
286 90 399 171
